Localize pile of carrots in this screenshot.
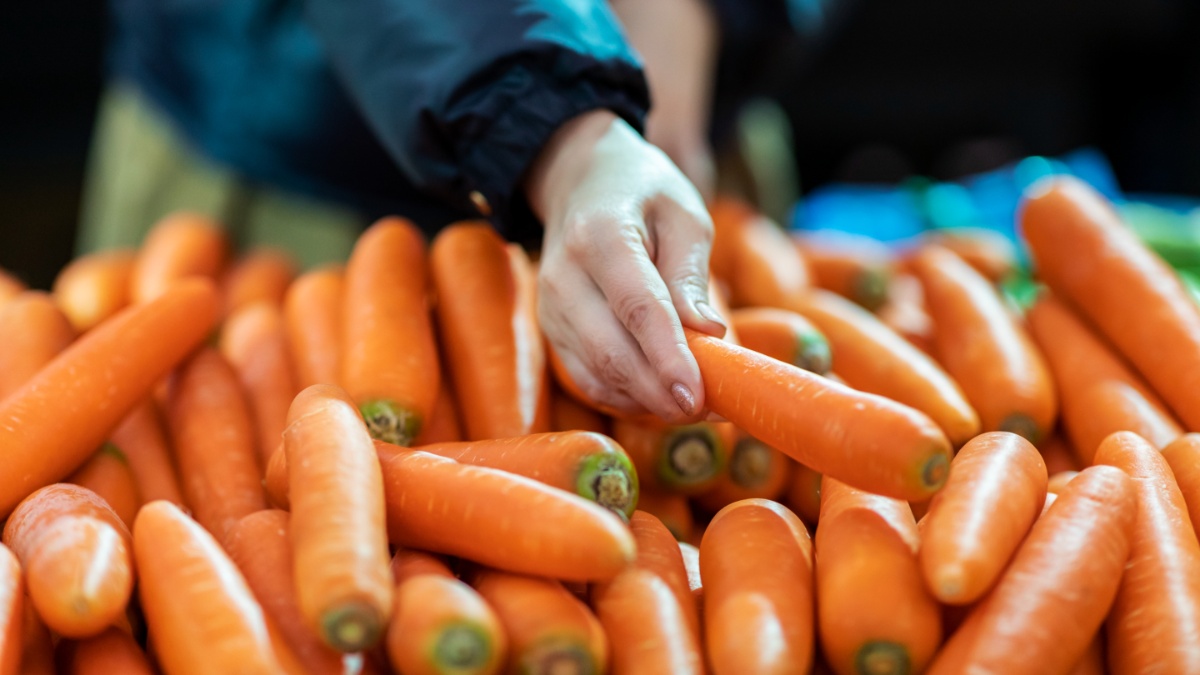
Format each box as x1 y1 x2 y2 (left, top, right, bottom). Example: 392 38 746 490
1 174 1199 674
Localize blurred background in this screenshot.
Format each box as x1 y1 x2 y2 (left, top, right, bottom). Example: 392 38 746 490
2 0 1198 288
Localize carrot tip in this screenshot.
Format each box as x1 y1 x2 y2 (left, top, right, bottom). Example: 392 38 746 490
359 399 421 447
852 267 890 312
728 436 773 488
577 453 638 517
921 452 951 492
855 640 911 675
523 640 595 675
661 425 724 488
321 601 385 652
998 413 1041 445
795 332 833 375
932 565 966 604
433 623 493 672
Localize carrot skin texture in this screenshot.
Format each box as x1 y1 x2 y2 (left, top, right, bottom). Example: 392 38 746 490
57 627 154 675
730 307 832 375
134 501 284 675
1092 431 1200 674
219 248 296 317
108 399 185 506
793 231 893 311
791 289 979 447
18 603 53 675
52 249 136 333
919 432 1048 605
817 480 942 675
379 448 635 581
592 569 703 675
926 465 1137 675
0 279 218 518
168 347 267 543
471 570 607 675
131 212 227 304
626 511 701 641
1162 434 1200 542
701 499 814 675
221 303 299 468
432 223 550 441
387 574 506 675
687 330 952 501
913 245 1057 442
2 485 133 639
224 510 356 675
0 544 21 675
284 265 343 389
341 217 439 446
0 292 75 400
67 445 142 531
284 385 393 652
1020 176 1200 430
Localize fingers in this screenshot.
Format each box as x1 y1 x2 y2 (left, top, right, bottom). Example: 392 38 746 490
649 197 726 338
575 220 706 419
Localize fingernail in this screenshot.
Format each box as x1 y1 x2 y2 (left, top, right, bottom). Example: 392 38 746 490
695 301 726 328
671 382 697 416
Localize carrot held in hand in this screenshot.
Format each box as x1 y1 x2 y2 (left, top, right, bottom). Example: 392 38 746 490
56 628 154 675
1162 434 1200 541
52 249 135 333
687 330 952 501
1092 431 1200 674
284 384 393 652
432 223 550 440
817 480 942 675
134 501 287 675
67 444 141 531
2 484 132 638
220 248 296 317
926 465 1137 675
1020 176 1200 430
284 265 343 389
221 303 299 467
0 291 75 401
109 399 184 506
702 499 815 675
0 543 21 675
792 289 979 446
613 419 730 495
341 217 439 446
0 279 218 518
730 307 832 375
912 245 1057 443
131 212 227 303
919 432 1047 605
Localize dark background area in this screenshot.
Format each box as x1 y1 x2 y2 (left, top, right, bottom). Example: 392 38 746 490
1 0 1197 288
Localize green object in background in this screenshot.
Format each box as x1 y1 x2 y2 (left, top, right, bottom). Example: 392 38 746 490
1121 202 1200 269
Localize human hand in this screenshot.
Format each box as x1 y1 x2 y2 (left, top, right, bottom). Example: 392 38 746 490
525 110 726 423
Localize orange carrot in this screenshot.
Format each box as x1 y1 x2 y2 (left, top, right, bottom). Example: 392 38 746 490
613 419 731 495
913 245 1057 442
19 604 53 675
471 569 607 675
2 484 132 638
225 510 357 675
1162 434 1200 541
793 231 893 311
926 465 1136 674
52 249 135 333
341 217 440 446
688 330 953 501
388 559 506 675
792 289 979 446
709 197 810 308
0 544 20 675
57 627 153 675
876 272 936 355
1020 176 1200 430
284 384 392 652
1093 431 1200 673
66 444 141 531
730 307 832 374
0 291 75 401
379 448 635 581
1070 637 1106 675
412 373 465 445
0 269 23 309
134 500 286 674
784 462 823 527
702 499 815 675
108 398 184 506
919 432 1048 605
696 432 794 513
221 302 299 467
592 569 703 675
625 511 701 639
918 228 1017 283
635 490 695 542
131 212 227 303
1027 293 1181 462
220 248 296 317
167 347 266 542
1047 471 1079 495
432 223 550 440
817 479 942 675
409 431 638 518
284 265 343 389
550 387 611 435
0 279 218 517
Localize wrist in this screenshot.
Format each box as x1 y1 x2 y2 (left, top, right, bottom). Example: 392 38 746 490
524 109 623 226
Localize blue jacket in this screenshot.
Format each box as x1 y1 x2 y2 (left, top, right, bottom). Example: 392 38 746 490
109 0 818 238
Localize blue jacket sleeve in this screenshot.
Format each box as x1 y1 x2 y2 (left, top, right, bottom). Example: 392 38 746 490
302 0 650 239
